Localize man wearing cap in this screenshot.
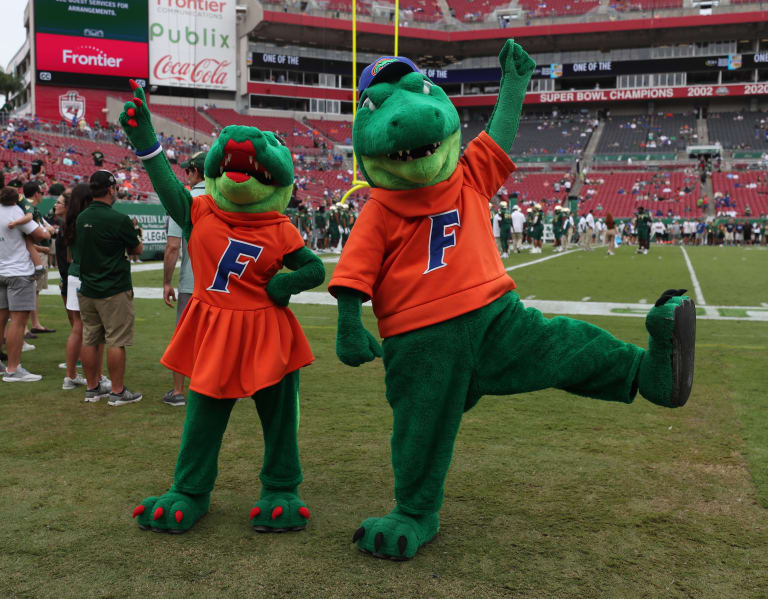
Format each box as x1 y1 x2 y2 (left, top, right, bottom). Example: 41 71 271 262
76 170 143 406
161 153 205 407
510 204 525 253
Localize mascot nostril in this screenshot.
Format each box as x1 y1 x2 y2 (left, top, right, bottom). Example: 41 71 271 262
331 40 697 561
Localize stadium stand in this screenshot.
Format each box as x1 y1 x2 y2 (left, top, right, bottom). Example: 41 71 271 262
597 113 696 154
579 171 702 218
149 104 219 137
711 171 768 217
707 112 768 151
511 115 596 157
517 0 600 18
308 119 353 144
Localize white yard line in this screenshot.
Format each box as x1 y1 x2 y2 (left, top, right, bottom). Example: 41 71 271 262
39 287 768 322
505 248 581 272
47 261 170 281
679 245 711 315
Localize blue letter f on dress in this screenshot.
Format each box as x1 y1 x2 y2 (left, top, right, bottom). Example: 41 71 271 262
424 209 461 274
207 237 264 293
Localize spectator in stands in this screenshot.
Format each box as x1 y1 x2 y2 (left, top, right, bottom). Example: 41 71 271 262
92 150 104 167
161 152 206 407
130 218 143 263
76 170 143 406
0 186 50 381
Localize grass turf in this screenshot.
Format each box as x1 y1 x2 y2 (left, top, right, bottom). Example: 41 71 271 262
2 245 767 598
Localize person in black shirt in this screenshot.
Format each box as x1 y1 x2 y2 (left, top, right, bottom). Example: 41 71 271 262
92 151 104 167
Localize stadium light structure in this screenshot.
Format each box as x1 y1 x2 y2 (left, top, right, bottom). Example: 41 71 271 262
340 0 400 205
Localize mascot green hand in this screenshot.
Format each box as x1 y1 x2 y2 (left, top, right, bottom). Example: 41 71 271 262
120 81 325 534
329 41 696 560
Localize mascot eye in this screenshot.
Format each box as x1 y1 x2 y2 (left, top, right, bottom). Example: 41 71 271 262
362 97 377 112
423 80 433 95
275 135 287 146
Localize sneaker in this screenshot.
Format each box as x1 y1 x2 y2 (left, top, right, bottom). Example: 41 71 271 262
22 341 35 352
3 365 42 382
108 387 143 406
59 360 83 369
62 374 87 390
84 382 111 403
163 389 186 407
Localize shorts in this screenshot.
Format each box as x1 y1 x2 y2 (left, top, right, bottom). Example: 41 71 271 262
78 290 135 348
177 292 192 323
0 274 36 312
66 275 81 312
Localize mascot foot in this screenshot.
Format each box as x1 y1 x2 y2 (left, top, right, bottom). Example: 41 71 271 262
638 290 696 408
250 488 309 532
353 507 439 560
132 490 210 534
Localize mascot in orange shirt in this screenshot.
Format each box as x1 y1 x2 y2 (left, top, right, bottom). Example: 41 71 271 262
329 41 696 559
120 81 325 533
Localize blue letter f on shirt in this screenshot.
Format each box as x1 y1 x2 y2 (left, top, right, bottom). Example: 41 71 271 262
424 209 461 274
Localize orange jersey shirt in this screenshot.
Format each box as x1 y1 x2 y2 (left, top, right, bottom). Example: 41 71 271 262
329 131 516 338
162 194 313 399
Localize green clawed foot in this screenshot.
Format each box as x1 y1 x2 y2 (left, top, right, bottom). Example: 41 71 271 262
353 508 439 560
132 490 210 534
638 290 696 408
250 489 309 532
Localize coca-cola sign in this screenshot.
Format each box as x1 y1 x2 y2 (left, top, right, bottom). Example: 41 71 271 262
149 1 235 91
153 55 232 87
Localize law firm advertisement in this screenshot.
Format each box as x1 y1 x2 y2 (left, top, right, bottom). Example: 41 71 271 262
149 0 236 91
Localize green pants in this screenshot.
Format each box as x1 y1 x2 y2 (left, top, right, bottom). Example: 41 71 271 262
381 292 643 515
172 370 303 495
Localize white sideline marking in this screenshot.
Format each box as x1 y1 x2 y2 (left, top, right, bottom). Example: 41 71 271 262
581 296 591 301
680 246 711 315
47 261 170 281
505 248 580 271
39 287 768 322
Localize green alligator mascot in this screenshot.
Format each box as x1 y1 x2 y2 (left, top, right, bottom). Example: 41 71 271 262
328 41 696 560
119 81 325 533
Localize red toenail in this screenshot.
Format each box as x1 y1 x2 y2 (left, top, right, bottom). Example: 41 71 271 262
271 506 283 520
132 505 145 518
249 507 260 519
298 507 310 519
153 507 164 521
175 510 183 524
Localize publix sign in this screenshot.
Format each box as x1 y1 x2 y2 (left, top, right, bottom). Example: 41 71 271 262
149 0 236 91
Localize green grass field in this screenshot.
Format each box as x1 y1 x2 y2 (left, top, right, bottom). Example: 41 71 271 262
2 244 767 598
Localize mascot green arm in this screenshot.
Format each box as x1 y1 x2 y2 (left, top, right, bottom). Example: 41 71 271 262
118 81 192 235
335 288 382 366
485 40 536 152
266 247 326 306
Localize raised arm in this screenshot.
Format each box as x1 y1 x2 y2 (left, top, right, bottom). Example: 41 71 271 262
118 81 192 234
485 40 536 153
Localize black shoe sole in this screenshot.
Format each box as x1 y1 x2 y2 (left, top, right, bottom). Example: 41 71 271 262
670 298 696 407
252 524 307 533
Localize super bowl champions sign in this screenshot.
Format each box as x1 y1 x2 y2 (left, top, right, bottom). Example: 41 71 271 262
149 0 236 91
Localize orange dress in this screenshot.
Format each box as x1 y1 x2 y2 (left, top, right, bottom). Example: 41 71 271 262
161 194 314 399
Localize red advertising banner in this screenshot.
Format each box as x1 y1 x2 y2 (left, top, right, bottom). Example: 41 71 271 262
451 83 768 106
35 86 141 125
36 33 148 78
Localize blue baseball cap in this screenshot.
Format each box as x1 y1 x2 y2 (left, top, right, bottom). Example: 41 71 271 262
357 56 420 95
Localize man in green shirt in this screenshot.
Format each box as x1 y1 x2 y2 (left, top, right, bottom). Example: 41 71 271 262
635 206 652 255
76 170 143 406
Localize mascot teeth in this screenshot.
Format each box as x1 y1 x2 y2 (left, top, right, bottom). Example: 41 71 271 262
387 142 441 162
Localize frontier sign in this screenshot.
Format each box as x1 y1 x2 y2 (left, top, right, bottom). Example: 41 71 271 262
149 0 236 91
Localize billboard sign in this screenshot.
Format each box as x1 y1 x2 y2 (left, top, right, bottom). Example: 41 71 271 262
149 0 236 91
34 0 148 88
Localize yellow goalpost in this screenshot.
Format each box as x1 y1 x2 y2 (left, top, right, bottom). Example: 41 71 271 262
340 0 399 204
